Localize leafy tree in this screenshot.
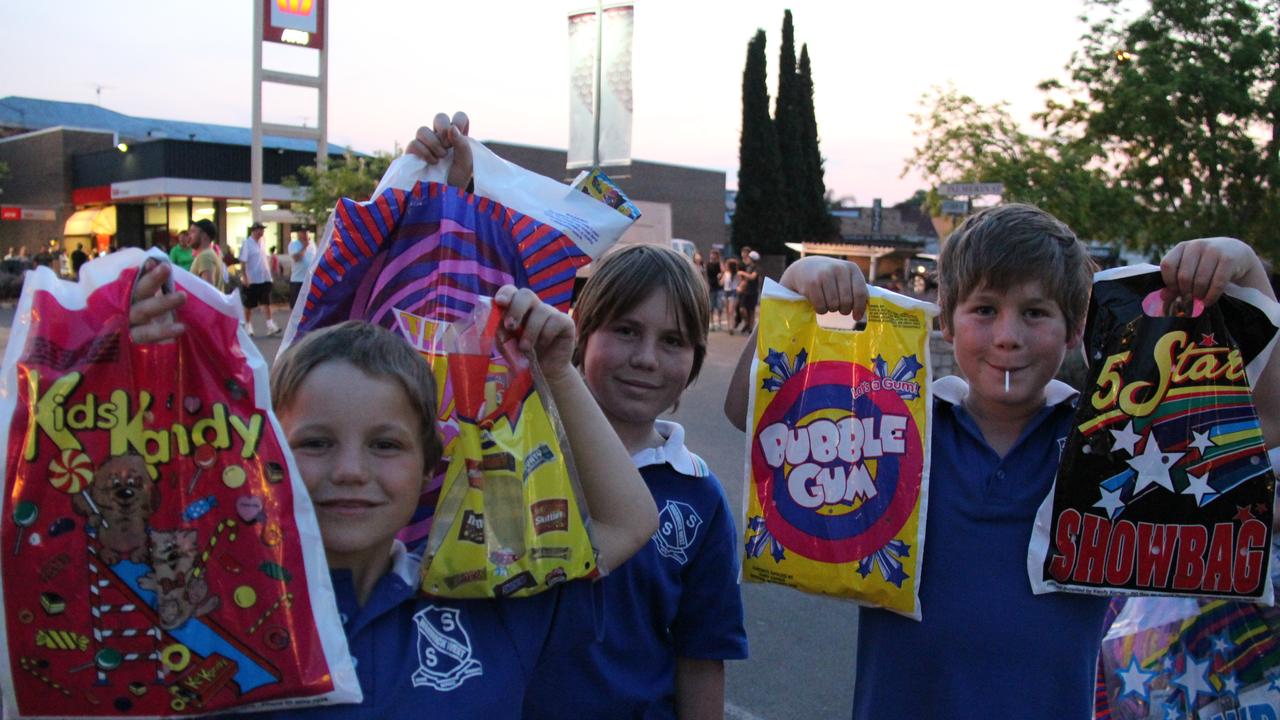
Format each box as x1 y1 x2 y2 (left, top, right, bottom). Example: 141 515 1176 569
733 29 786 255
905 86 1139 242
283 150 396 226
1049 0 1279 258
796 44 836 241
774 10 803 247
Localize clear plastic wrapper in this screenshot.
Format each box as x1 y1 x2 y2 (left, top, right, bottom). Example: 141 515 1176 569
1030 265 1279 602
743 279 937 619
0 250 359 717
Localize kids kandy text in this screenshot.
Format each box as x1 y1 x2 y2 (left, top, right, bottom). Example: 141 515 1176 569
23 370 265 464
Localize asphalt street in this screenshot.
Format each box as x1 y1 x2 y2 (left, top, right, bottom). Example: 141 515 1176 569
0 303 859 720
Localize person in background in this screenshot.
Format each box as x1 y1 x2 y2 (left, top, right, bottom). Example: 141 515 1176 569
167 231 193 272
71 243 90 277
238 222 280 337
705 248 724 331
721 258 740 336
735 248 761 333
288 229 316 310
187 219 225 292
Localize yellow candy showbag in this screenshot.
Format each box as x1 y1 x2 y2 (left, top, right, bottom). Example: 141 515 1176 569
743 279 936 618
395 301 598 599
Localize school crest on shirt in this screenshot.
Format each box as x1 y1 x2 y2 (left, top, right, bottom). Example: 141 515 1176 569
653 500 702 565
411 605 483 691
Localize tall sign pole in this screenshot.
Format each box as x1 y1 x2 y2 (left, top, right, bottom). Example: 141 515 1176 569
591 0 603 169
251 0 328 225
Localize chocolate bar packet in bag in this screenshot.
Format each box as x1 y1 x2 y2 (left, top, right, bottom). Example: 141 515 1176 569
1029 265 1280 602
0 251 359 717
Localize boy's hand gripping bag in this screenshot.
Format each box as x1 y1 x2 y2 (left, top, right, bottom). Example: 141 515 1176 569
743 279 937 619
0 251 359 717
280 138 634 597
1029 265 1280 602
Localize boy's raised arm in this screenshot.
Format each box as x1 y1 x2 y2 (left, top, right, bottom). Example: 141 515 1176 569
1161 237 1280 449
724 256 868 431
493 285 659 572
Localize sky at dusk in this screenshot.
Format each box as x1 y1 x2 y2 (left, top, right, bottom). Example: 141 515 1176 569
2 1 1090 206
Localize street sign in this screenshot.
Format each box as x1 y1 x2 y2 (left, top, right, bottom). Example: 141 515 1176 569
940 199 970 216
938 182 1004 197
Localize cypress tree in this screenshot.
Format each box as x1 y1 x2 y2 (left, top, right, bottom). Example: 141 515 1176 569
797 44 836 241
774 10 803 248
732 29 785 255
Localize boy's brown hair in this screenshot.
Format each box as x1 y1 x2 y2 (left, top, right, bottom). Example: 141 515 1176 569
271 321 444 470
572 244 710 386
938 203 1095 337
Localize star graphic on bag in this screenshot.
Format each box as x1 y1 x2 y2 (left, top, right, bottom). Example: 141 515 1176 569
1094 486 1127 519
1109 421 1142 457
1182 470 1216 506
1117 657 1156 701
1171 654 1215 704
1189 430 1215 455
1127 435 1185 495
1200 333 1216 346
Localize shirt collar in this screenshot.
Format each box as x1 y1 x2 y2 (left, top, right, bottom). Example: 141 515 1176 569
388 539 420 586
933 375 1078 409
631 420 709 477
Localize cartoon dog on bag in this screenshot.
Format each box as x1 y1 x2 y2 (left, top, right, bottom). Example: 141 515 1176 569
72 453 160 564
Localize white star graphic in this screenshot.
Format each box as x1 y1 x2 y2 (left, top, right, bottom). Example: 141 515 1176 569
1172 654 1215 703
1094 486 1127 519
1110 421 1143 456
1220 671 1240 696
1190 430 1215 455
1163 702 1184 720
1117 657 1155 700
1182 469 1216 506
1128 435 1185 495
1211 633 1232 656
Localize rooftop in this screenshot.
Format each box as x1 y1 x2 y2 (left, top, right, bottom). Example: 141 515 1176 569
0 96 348 155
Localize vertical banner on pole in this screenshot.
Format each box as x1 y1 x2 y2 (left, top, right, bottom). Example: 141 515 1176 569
567 4 634 169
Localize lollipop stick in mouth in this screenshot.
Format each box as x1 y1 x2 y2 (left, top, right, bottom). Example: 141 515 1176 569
1005 370 1010 393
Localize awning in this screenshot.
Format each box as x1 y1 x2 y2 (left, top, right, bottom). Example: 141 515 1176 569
63 206 117 236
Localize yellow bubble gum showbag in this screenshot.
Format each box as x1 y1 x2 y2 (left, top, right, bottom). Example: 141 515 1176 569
743 279 937 619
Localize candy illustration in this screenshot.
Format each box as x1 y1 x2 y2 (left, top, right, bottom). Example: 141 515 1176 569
188 444 217 493
234 585 257 608
48 449 106 526
236 496 264 523
222 465 246 489
12 500 37 555
70 647 121 674
183 495 217 522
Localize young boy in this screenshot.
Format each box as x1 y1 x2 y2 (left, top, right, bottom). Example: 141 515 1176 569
128 237 658 716
524 245 748 719
724 204 1280 717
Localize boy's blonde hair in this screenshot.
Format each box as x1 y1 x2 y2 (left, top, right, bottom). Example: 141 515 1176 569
572 244 710 386
938 203 1095 337
271 321 444 470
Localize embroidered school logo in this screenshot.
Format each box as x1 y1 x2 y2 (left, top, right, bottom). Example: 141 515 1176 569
653 500 702 565
411 605 483 691
747 350 924 584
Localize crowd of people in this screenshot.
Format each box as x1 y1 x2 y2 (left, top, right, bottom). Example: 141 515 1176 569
86 111 1280 718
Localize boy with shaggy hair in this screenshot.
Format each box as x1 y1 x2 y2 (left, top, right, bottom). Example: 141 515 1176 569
726 203 1279 717
526 245 747 719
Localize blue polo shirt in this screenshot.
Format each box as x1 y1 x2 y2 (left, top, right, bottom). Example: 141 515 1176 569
853 377 1110 719
524 420 748 719
240 541 602 719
